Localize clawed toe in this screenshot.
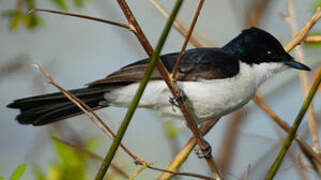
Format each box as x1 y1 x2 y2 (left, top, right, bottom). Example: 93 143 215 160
194 140 212 159
169 90 187 107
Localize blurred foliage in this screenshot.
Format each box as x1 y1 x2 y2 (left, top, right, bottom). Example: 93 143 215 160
0 163 27 180
1 0 91 31
33 137 99 180
314 0 321 9
164 121 181 139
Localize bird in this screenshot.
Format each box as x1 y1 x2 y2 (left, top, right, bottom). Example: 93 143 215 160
7 27 311 126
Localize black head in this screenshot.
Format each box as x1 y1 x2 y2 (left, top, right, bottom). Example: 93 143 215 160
223 27 310 71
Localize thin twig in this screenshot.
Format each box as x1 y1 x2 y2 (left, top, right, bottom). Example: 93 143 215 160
158 119 219 180
284 7 321 52
265 68 321 179
29 8 131 30
283 0 321 153
171 0 205 78
148 0 203 48
253 96 321 165
305 35 321 43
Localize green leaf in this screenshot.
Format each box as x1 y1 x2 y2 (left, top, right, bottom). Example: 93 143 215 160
0 176 5 180
6 10 23 31
51 0 68 11
24 14 44 29
9 163 27 180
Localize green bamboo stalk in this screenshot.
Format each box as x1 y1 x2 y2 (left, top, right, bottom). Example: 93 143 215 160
265 68 321 179
94 1 184 179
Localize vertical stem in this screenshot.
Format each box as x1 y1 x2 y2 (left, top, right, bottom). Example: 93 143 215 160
286 0 321 153
94 1 184 179
265 68 321 179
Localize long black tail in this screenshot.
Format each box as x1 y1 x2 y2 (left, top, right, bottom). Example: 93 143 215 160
7 87 110 126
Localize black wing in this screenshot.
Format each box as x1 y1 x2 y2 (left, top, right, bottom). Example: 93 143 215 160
88 48 239 86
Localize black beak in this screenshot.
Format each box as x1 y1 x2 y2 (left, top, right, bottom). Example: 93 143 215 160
284 60 311 71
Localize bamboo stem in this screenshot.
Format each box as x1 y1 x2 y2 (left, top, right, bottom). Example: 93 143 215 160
265 68 321 179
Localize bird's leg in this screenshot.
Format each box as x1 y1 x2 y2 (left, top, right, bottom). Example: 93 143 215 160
194 139 212 159
170 90 212 158
169 89 187 107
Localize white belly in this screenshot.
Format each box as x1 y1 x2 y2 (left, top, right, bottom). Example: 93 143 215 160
104 63 263 124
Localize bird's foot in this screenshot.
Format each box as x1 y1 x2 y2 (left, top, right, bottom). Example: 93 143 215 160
169 90 187 107
194 140 212 159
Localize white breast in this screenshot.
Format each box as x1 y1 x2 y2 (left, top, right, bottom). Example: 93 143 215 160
104 62 286 124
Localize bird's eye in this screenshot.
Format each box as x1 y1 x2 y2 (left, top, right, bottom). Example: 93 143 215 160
267 50 272 55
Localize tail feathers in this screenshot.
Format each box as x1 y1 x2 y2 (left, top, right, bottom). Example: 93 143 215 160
7 87 109 126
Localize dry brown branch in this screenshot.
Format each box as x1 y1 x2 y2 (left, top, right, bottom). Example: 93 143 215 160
253 96 321 165
158 119 219 179
32 64 145 164
116 0 221 178
171 0 205 78
148 0 204 48
284 7 321 52
283 0 321 153
29 8 131 30
305 35 321 43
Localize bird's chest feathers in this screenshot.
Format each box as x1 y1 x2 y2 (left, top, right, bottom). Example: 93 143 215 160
180 63 258 120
